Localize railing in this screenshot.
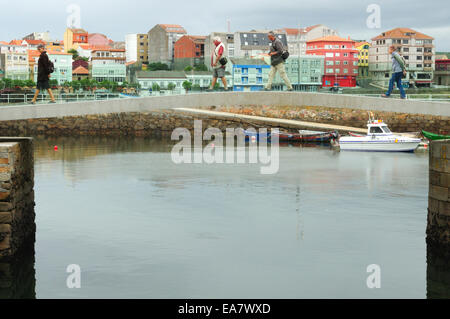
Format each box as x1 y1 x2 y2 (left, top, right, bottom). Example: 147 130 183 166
1 91 450 106
0 93 125 105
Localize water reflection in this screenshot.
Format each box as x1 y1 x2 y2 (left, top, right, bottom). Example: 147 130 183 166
0 237 36 299
427 245 450 299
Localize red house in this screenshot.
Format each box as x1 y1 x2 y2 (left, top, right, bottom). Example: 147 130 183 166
174 35 205 59
306 35 358 88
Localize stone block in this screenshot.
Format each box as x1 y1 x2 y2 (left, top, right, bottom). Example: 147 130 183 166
0 212 12 224
430 171 450 188
430 185 449 202
430 158 450 174
0 234 10 251
0 202 13 212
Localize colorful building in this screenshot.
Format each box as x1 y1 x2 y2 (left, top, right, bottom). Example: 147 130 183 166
369 28 435 88
0 44 29 80
64 28 89 53
173 35 206 70
306 35 358 87
88 33 110 47
229 58 270 91
91 49 126 83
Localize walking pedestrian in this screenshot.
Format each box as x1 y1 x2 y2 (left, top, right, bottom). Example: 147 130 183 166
207 36 228 91
381 45 407 99
31 44 56 104
264 31 293 91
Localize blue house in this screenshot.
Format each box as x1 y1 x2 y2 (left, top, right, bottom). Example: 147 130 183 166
229 58 270 91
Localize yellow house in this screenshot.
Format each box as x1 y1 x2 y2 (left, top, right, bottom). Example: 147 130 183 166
356 41 370 78
63 28 89 53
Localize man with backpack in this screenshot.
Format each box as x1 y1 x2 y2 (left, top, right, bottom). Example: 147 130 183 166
31 44 56 104
207 36 228 91
381 45 407 99
264 31 293 91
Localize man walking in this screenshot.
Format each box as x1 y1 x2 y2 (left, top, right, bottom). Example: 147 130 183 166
208 36 228 91
265 31 293 91
31 44 56 104
382 45 407 99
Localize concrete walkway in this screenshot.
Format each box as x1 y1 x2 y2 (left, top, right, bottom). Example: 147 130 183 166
174 107 368 134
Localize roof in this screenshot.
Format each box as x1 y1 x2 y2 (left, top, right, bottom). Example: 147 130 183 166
70 28 88 34
28 50 40 62
304 24 321 32
230 58 269 66
23 39 46 45
91 48 125 52
372 28 434 41
47 51 72 55
126 61 137 66
0 41 9 45
158 24 187 33
79 44 112 50
436 54 448 60
307 35 355 43
136 70 187 79
73 66 89 75
9 40 24 46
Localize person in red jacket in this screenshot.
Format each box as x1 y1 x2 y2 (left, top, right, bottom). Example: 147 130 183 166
31 44 56 104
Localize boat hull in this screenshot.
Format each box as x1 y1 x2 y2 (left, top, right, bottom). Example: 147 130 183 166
339 136 421 152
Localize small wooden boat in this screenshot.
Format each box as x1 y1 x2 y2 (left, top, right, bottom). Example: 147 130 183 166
422 130 450 141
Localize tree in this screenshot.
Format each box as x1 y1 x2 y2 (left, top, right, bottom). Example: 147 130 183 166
192 84 201 91
184 65 193 72
167 82 176 91
152 83 160 91
182 81 192 92
68 49 79 59
194 64 208 72
148 62 169 71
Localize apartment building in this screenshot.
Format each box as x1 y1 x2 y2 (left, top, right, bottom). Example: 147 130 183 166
23 32 51 42
434 58 450 86
173 35 206 70
276 25 339 56
0 44 29 80
125 34 149 64
233 31 287 59
91 49 126 83
147 24 187 66
229 58 270 91
369 28 435 88
306 35 358 87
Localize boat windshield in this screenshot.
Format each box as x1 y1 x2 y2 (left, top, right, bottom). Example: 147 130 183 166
382 127 392 134
369 127 384 134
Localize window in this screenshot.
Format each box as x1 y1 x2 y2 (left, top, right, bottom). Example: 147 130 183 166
343 61 348 65
370 127 383 134
402 40 409 44
343 53 348 57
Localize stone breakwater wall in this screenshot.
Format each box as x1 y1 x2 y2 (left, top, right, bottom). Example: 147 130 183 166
427 140 450 252
0 106 448 137
0 110 308 137
201 105 450 134
0 138 35 260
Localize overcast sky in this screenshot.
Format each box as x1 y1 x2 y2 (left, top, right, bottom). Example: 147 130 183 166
1 0 449 51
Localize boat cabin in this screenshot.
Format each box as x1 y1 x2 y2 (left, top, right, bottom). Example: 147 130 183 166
367 120 392 136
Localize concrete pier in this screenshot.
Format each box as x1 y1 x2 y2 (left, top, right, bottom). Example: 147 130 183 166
0 138 35 260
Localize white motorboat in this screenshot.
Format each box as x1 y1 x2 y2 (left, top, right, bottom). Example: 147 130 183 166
339 115 421 152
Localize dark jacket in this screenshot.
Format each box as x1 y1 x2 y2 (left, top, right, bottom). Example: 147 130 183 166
37 51 51 82
270 38 284 66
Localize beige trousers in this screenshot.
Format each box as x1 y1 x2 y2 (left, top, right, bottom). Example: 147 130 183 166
265 62 293 90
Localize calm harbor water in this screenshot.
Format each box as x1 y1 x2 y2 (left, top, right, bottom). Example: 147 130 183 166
12 136 438 298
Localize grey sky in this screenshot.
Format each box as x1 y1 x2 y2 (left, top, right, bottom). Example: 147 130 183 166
1 0 449 51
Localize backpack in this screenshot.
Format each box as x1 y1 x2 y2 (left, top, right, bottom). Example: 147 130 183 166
282 51 290 61
219 57 228 66
48 61 55 74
